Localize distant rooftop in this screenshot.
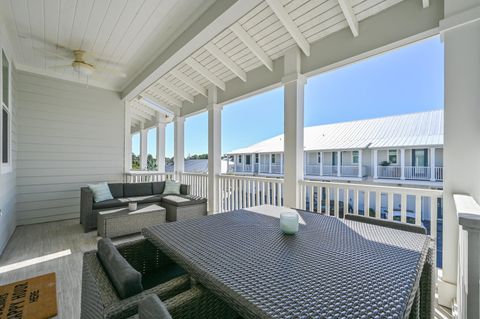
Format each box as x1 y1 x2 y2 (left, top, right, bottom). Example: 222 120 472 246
228 110 444 154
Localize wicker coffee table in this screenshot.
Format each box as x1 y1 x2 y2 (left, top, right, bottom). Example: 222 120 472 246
143 205 434 319
98 204 166 238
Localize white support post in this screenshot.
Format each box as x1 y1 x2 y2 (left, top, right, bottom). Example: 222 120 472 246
430 147 436 182
140 124 148 171
251 154 255 173
320 152 324 176
440 0 480 308
400 148 405 180
207 85 222 214
280 153 284 174
124 102 132 175
156 119 166 173
373 150 378 179
283 46 305 208
337 151 341 177
358 150 363 178
174 116 185 176
269 154 272 174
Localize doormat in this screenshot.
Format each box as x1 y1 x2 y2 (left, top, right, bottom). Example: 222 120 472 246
0 272 57 319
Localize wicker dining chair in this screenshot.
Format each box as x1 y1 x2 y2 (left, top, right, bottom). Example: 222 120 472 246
81 239 191 319
344 213 427 234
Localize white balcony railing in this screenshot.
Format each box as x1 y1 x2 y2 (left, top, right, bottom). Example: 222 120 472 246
322 165 338 176
435 167 443 181
405 166 430 180
270 164 282 174
305 164 321 176
377 165 402 179
125 171 208 198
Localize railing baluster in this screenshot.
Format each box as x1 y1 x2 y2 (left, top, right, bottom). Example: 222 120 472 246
326 187 331 215
415 195 422 226
430 197 437 239
365 191 370 217
400 193 407 223
334 187 340 218
387 192 394 220
353 189 359 214
375 191 381 219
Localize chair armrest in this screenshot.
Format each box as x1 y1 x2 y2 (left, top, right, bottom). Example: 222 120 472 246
180 184 190 195
80 187 93 226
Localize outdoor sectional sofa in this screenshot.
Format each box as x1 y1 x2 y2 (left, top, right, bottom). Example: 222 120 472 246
80 181 206 233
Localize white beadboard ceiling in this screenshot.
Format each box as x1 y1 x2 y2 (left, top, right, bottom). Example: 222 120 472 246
0 0 216 90
136 0 428 123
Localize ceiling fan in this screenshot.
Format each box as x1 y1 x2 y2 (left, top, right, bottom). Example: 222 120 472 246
34 47 127 78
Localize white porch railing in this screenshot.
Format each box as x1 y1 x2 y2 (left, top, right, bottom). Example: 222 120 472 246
435 167 444 181
218 175 283 212
125 171 208 198
405 166 430 180
298 179 442 240
322 165 338 176
377 165 402 179
454 194 480 319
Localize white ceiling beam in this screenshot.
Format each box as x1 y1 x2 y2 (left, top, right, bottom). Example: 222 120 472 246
139 92 179 115
205 42 247 82
265 0 311 56
131 102 156 117
230 23 273 71
422 0 429 8
146 88 183 108
131 105 156 121
156 79 195 103
337 0 359 37
131 110 152 122
131 113 146 124
170 69 207 97
185 57 226 91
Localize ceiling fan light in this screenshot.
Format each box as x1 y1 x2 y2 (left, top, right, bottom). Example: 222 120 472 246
72 62 95 77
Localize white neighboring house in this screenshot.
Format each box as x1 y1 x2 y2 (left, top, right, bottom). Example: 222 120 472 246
227 110 443 188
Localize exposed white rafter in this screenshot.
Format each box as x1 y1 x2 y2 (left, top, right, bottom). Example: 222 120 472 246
131 112 147 124
170 69 207 97
265 0 310 56
147 88 183 108
422 0 429 8
157 79 194 103
131 104 155 121
337 0 359 37
230 23 273 71
185 57 226 91
131 110 152 122
205 42 247 82
139 92 179 115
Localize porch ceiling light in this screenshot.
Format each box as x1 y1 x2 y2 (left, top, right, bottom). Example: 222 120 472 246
72 61 95 77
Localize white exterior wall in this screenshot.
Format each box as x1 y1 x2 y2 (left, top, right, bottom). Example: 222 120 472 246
15 71 124 225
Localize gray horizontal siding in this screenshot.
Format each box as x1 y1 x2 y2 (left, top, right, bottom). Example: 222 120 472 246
15 71 125 225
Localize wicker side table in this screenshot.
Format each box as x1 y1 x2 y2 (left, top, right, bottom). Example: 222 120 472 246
161 195 207 222
97 204 166 238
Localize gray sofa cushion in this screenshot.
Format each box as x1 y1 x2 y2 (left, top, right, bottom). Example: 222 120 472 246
108 183 124 198
162 195 207 207
152 182 166 195
128 195 163 205
139 295 172 319
97 238 143 299
124 183 153 197
180 184 189 195
93 198 130 210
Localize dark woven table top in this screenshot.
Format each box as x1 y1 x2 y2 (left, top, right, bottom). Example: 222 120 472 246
142 206 430 319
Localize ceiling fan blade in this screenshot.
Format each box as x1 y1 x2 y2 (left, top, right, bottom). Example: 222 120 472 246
48 64 72 69
96 66 127 78
33 47 72 61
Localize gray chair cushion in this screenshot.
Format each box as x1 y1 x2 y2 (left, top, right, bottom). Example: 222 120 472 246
93 198 130 210
124 183 153 197
139 295 172 319
152 182 166 195
162 195 207 207
108 183 124 198
97 238 143 299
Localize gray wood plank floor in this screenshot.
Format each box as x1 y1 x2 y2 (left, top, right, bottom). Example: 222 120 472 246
0 219 453 319
0 219 141 318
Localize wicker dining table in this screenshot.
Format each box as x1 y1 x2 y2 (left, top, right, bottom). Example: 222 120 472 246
142 205 434 319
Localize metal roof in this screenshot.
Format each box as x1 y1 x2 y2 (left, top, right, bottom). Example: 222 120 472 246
229 110 443 154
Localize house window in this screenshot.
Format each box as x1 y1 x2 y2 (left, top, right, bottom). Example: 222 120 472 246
255 154 259 164
388 150 398 164
317 152 322 163
246 155 251 165
271 154 276 164
238 156 242 163
1 50 10 169
352 151 359 164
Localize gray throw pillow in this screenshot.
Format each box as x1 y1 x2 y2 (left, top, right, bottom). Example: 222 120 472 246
97 238 143 299
139 295 172 319
88 182 114 202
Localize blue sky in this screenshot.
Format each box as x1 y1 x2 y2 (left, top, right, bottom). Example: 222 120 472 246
133 36 444 157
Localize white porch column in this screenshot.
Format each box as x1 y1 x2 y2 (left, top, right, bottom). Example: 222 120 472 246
319 152 324 176
400 148 405 180
440 0 480 307
282 46 305 208
174 116 185 175
156 118 167 173
251 154 255 173
140 124 148 171
280 153 284 174
373 150 378 179
124 102 132 174
358 150 363 178
207 86 222 214
430 147 436 182
337 151 341 177
269 154 272 174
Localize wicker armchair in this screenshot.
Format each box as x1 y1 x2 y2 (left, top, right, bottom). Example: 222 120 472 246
81 239 190 319
131 287 238 319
